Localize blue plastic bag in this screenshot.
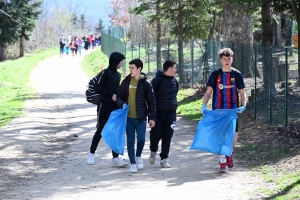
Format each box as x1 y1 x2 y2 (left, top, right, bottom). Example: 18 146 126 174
101 105 129 155
190 109 237 156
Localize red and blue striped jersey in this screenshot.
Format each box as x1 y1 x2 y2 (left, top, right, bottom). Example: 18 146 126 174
207 68 245 109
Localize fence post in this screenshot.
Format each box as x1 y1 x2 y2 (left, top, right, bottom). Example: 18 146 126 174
241 44 244 75
124 43 127 75
254 46 257 119
269 46 273 126
205 40 208 83
131 43 133 60
285 48 288 128
191 39 194 86
139 43 140 59
167 40 170 60
148 42 150 74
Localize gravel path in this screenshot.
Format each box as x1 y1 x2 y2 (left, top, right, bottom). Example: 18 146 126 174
0 50 264 200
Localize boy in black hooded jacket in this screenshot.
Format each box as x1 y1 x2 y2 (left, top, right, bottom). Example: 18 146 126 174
87 52 128 167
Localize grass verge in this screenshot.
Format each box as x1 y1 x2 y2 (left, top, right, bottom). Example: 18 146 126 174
81 48 109 78
0 48 58 126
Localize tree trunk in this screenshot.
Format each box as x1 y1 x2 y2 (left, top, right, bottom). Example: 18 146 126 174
291 0 300 85
221 2 253 78
208 10 216 40
282 13 292 46
20 35 25 57
156 2 162 70
177 5 185 84
261 0 274 92
0 46 6 61
272 15 282 47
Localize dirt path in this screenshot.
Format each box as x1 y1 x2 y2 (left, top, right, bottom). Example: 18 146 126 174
0 50 264 200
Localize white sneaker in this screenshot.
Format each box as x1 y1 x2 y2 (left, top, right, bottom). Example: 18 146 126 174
87 153 95 165
112 157 128 167
149 151 157 164
130 164 138 173
136 157 144 169
160 159 171 168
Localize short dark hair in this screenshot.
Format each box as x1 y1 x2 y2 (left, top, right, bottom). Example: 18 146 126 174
219 48 233 58
129 59 143 71
163 60 176 72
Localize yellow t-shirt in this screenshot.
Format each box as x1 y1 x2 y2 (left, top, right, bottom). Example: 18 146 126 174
128 78 139 118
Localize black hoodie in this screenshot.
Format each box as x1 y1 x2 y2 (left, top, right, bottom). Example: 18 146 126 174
95 52 125 104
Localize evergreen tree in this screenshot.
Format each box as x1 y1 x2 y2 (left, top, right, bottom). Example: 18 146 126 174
11 0 43 57
0 0 21 60
95 17 104 34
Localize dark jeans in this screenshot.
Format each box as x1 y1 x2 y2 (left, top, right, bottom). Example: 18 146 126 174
89 102 119 158
149 111 176 160
126 117 147 164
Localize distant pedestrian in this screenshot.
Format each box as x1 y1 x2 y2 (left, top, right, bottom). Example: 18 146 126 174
70 39 76 57
59 38 65 57
65 39 70 56
77 37 83 56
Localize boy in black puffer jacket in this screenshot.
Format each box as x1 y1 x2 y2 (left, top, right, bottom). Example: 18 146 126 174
149 60 178 168
117 59 156 173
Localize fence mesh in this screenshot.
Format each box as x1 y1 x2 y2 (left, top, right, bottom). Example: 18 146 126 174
101 31 299 128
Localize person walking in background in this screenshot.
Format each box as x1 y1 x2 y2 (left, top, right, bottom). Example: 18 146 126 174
59 38 65 57
149 60 178 168
117 59 156 173
77 36 83 56
202 47 247 173
92 34 95 49
87 34 92 49
87 52 128 168
65 39 70 57
70 38 76 57
74 37 78 56
84 35 89 50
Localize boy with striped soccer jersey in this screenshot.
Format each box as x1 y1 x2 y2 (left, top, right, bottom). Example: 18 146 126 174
202 48 247 172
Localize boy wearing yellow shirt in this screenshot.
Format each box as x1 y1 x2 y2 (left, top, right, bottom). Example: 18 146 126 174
117 59 156 173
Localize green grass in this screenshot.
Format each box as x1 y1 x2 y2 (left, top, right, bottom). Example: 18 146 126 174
258 168 300 199
81 48 109 78
0 48 57 126
177 88 204 120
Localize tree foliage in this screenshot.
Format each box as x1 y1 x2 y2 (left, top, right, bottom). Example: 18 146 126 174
95 17 105 34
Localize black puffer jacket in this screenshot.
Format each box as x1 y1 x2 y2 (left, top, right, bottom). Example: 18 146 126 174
117 73 156 121
151 70 178 112
94 52 125 103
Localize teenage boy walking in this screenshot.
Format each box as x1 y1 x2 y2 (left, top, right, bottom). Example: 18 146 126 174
149 60 178 168
202 47 247 172
87 52 128 167
117 59 156 173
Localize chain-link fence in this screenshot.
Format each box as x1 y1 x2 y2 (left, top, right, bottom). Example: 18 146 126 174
101 31 299 128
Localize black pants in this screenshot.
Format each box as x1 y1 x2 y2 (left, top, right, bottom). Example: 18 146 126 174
149 111 176 160
90 102 119 158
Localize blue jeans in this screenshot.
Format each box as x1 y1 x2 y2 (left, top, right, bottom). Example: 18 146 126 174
126 117 147 164
65 47 70 55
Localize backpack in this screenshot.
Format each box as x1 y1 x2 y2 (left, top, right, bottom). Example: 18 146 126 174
85 69 110 105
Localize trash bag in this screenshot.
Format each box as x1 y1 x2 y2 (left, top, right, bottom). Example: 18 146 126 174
190 109 237 156
101 105 129 155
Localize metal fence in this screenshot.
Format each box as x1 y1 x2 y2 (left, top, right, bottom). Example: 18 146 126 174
101 31 299 128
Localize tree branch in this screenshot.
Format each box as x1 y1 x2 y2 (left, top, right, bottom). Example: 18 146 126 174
0 9 21 24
